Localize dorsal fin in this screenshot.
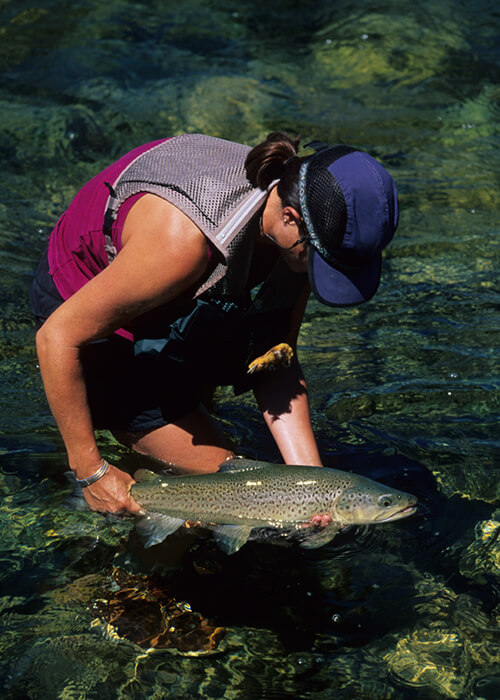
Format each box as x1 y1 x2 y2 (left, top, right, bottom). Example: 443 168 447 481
217 458 269 474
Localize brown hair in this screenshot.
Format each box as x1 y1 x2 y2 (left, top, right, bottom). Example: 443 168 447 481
245 131 304 212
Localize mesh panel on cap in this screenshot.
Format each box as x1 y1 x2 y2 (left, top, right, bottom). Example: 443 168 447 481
304 145 357 259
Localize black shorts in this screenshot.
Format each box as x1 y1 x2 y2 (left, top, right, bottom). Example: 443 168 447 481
29 252 201 432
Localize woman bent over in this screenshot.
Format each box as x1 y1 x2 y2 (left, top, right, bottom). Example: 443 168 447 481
30 132 399 514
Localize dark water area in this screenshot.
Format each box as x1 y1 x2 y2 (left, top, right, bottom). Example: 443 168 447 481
0 0 499 698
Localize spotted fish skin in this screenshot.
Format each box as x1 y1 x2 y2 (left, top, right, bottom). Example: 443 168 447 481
131 459 417 553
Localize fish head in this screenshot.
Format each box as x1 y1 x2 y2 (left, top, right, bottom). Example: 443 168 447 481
334 481 417 525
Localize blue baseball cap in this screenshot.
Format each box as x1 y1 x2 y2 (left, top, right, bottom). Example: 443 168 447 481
299 144 399 306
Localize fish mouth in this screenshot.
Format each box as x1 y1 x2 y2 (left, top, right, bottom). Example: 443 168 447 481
375 503 418 522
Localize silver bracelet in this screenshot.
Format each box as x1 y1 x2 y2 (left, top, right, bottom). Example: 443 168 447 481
76 459 110 487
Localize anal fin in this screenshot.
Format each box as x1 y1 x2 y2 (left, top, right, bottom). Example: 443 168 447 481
212 524 253 555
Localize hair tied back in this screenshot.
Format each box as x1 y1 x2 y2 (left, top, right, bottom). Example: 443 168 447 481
245 131 301 190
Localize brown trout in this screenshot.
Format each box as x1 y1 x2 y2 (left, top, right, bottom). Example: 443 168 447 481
131 459 417 554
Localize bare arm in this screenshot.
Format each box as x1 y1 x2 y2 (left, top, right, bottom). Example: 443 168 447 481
254 358 322 466
36 195 210 512
253 281 323 467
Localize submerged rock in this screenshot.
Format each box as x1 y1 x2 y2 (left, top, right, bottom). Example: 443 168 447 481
88 567 226 654
385 626 469 699
383 575 500 699
459 518 500 583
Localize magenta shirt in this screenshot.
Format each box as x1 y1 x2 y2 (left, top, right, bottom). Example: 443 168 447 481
47 139 168 340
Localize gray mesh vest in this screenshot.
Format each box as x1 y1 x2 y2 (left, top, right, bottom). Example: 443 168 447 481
102 133 307 392
103 133 270 298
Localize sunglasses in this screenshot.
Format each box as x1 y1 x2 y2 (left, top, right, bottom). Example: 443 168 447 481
259 216 310 250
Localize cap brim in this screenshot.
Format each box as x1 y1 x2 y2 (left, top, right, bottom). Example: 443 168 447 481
308 249 382 307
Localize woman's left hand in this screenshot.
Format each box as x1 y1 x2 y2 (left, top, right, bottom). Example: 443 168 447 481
302 513 333 529
310 513 333 527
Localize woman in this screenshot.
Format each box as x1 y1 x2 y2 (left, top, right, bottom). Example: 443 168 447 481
30 131 399 515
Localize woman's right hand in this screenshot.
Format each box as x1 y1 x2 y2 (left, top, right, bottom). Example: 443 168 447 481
80 463 144 515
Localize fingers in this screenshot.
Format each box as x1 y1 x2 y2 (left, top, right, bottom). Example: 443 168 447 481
310 513 333 527
82 464 144 515
126 494 146 516
301 513 333 528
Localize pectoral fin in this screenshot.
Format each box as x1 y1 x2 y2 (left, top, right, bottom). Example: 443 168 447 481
299 524 340 550
135 513 185 548
212 524 253 555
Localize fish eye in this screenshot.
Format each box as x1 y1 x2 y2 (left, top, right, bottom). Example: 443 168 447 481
378 495 393 508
